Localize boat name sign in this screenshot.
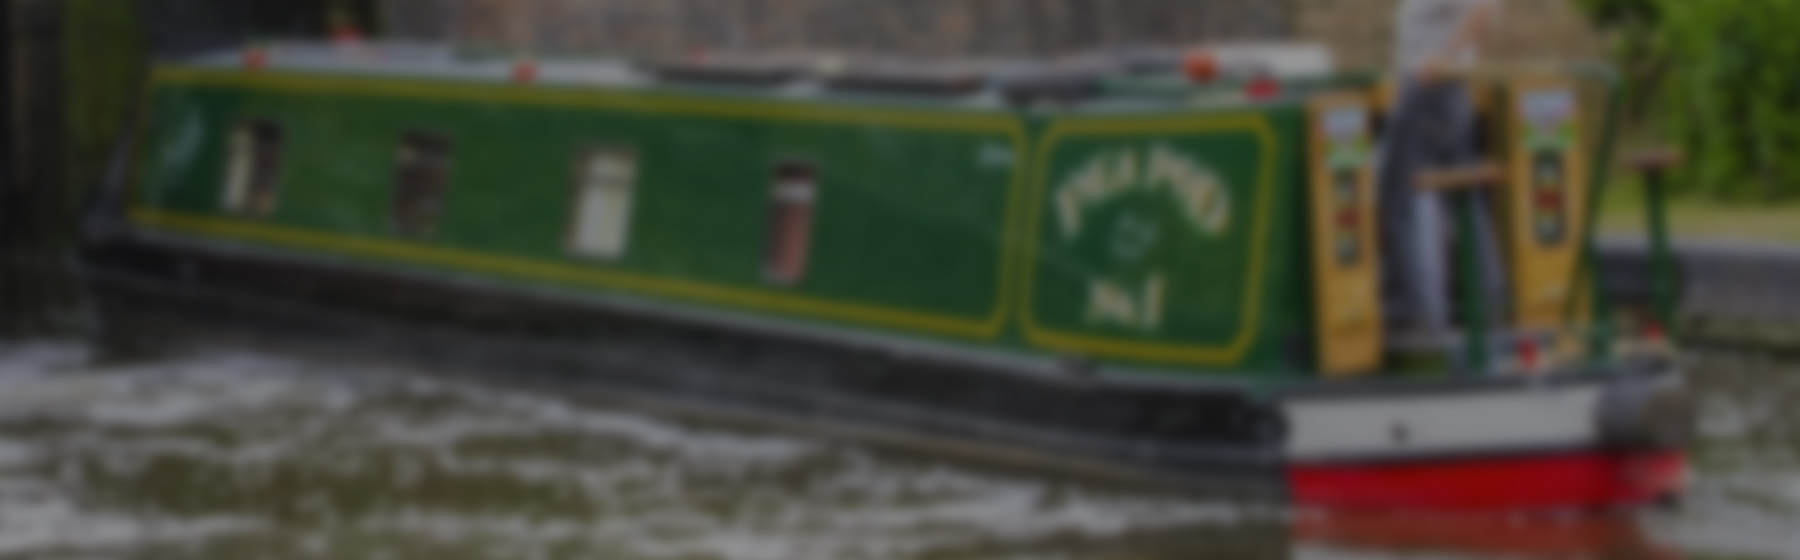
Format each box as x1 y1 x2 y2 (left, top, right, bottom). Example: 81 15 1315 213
1054 145 1232 332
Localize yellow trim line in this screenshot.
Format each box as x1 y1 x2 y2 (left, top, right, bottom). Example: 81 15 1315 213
135 208 1003 338
138 66 1030 341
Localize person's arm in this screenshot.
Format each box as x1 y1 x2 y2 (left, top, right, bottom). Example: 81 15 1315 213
1416 1 1498 82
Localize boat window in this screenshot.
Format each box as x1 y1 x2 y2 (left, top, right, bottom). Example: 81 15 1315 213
567 147 639 260
763 161 818 285
221 120 284 216
391 132 453 238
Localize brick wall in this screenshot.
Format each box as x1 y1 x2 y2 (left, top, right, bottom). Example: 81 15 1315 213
379 0 1293 58
376 0 1596 66
1294 0 1600 70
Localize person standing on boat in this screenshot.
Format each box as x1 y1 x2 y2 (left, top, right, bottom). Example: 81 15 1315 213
1378 0 1510 350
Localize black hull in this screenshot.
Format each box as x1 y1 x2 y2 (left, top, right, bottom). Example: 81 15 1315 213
82 231 1692 510
82 232 1289 494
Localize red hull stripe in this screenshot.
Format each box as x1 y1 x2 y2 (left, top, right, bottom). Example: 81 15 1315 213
1289 450 1686 512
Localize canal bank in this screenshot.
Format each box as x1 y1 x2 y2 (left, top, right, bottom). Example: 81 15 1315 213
1600 239 1800 350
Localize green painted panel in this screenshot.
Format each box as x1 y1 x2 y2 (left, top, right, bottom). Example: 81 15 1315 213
131 67 1323 381
141 90 231 214
134 70 1021 340
1019 110 1309 372
1031 128 1265 340
1251 109 1313 374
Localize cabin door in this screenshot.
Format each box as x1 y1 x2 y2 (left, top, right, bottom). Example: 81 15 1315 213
1306 95 1384 377
1498 77 1588 332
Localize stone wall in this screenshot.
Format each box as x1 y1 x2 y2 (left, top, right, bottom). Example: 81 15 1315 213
1294 0 1601 70
378 0 1293 58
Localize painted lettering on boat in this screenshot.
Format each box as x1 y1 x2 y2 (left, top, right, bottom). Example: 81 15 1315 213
1054 145 1231 331
1086 273 1165 331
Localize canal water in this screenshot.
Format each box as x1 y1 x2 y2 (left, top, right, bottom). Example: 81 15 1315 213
0 341 1794 559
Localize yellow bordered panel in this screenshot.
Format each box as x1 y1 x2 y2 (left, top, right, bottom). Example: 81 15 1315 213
131 67 1032 341
1501 76 1588 330
1307 94 1383 377
1017 114 1279 367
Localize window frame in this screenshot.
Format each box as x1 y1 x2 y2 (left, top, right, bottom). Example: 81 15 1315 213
762 159 820 286
390 131 455 239
220 119 285 217
564 145 641 261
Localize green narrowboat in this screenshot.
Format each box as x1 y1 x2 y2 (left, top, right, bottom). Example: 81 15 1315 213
88 42 1691 511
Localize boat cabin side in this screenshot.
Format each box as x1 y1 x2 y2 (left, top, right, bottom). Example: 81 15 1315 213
117 43 1675 384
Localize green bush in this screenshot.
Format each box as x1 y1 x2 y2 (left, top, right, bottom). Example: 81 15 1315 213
64 0 145 205
1577 0 1800 201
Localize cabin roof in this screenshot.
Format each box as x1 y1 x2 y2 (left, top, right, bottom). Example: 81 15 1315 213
172 41 1346 111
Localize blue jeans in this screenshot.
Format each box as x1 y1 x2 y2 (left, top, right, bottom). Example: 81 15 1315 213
1376 80 1509 331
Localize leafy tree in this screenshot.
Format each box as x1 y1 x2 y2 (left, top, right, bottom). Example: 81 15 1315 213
1576 0 1800 201
1571 0 1660 26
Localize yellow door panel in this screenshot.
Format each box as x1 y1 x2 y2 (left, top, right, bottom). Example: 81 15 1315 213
1499 76 1588 331
1308 94 1384 377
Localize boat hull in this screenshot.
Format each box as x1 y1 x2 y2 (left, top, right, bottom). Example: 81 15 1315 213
1281 370 1689 511
1291 449 1685 511
83 233 1690 512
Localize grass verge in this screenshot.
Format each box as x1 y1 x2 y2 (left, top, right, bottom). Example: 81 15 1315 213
1597 184 1800 245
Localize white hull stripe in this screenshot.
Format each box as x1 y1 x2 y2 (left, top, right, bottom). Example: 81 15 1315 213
1283 383 1604 462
